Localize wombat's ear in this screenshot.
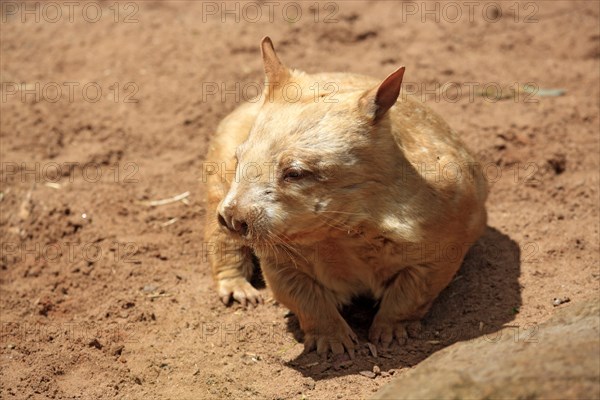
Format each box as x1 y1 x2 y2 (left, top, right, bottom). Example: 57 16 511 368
359 66 405 121
260 36 291 89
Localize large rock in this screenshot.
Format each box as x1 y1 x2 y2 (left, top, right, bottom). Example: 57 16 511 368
373 301 600 400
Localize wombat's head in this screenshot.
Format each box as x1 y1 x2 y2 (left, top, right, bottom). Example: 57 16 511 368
217 37 405 247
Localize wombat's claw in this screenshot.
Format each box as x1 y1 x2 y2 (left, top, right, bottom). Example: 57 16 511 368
303 328 358 359
217 278 263 308
368 319 408 350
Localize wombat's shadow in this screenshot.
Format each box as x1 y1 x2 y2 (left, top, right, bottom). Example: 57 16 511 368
283 226 522 379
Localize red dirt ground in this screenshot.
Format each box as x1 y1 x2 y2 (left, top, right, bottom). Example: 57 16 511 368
1 1 599 399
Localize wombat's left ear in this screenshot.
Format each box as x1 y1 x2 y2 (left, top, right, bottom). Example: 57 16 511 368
260 36 291 89
359 66 405 121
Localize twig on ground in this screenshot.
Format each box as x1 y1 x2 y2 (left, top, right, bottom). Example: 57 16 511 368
138 191 190 207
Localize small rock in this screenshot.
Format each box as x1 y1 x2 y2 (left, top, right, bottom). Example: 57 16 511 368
122 301 135 309
553 297 571 307
241 352 260 365
547 153 567 175
304 379 316 390
38 300 53 317
88 339 103 350
552 298 561 306
142 284 158 293
360 370 377 379
381 371 390 378
6 343 15 349
112 345 124 357
373 365 381 375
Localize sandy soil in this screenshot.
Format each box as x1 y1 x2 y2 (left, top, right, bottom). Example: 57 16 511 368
1 1 599 399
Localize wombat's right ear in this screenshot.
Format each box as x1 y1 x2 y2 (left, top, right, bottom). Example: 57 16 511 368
359 66 405 121
260 37 291 92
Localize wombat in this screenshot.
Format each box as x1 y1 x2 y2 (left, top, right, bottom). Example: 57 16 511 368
203 37 488 357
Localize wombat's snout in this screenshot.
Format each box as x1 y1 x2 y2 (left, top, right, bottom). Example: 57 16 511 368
217 210 249 236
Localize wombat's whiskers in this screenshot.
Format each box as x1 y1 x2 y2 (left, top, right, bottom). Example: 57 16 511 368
318 213 356 233
268 231 308 268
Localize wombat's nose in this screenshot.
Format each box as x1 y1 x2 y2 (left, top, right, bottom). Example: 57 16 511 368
217 212 248 236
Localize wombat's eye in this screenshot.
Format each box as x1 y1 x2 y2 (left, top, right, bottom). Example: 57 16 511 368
283 167 305 182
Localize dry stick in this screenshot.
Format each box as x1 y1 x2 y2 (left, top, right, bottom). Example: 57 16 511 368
44 182 61 189
161 218 179 227
138 191 190 207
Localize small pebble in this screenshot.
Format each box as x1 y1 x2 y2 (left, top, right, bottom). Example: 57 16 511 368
552 297 571 307
304 379 315 390
88 339 103 350
112 344 124 356
359 370 377 379
372 365 381 375
241 353 260 364
143 284 158 293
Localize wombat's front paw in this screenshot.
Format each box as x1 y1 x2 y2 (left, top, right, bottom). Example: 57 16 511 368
303 321 358 359
217 277 263 307
368 316 410 349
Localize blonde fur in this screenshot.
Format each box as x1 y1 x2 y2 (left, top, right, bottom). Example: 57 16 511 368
203 37 487 357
